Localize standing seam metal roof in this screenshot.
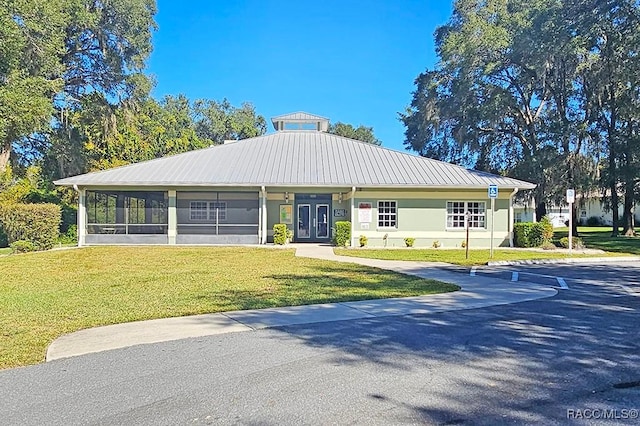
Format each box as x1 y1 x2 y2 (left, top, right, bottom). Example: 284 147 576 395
54 131 536 189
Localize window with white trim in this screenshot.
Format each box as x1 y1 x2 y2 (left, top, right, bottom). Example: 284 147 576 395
378 200 397 228
446 201 486 229
190 201 208 220
209 201 227 221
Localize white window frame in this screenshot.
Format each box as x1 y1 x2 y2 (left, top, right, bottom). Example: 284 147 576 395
446 201 486 230
209 201 227 221
377 200 397 229
190 201 208 221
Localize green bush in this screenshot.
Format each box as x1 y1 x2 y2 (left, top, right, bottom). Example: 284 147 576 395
333 221 351 247
432 240 441 248
273 224 288 245
538 216 554 241
514 222 535 247
0 202 61 250
586 216 601 226
58 224 78 245
404 237 415 247
560 236 584 249
529 216 554 247
10 240 36 253
541 241 556 250
359 235 368 247
0 225 7 248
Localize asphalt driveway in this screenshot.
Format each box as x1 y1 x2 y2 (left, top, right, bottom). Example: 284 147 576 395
0 262 638 425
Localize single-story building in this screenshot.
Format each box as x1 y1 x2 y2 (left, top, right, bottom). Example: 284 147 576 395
54 112 536 247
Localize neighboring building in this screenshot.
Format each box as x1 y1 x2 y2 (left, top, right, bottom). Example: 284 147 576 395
514 197 639 228
54 112 536 247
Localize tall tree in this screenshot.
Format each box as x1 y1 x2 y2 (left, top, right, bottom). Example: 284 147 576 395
193 99 266 144
328 122 382 145
401 0 638 235
0 0 157 173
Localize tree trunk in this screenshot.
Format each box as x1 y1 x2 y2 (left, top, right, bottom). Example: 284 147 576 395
0 143 10 174
571 205 579 237
535 202 547 222
622 184 635 236
610 186 619 237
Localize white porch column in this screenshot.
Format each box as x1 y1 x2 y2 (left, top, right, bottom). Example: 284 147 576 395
509 188 519 247
261 186 267 244
168 190 177 245
350 186 356 248
76 186 86 247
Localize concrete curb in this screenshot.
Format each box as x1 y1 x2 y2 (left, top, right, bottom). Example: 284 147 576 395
46 245 559 362
488 256 640 266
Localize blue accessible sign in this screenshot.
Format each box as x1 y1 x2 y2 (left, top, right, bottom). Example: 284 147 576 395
488 184 498 199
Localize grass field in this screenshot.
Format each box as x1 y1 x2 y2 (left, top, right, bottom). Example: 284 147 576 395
0 246 457 369
334 247 623 266
554 226 640 255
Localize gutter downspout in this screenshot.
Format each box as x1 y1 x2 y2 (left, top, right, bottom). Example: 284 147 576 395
509 188 519 247
350 186 356 247
261 186 267 244
73 184 86 247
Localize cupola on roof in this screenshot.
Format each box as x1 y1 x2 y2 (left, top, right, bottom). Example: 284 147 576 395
271 111 329 132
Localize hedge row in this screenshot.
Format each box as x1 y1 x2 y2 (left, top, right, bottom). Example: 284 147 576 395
513 216 554 248
0 202 61 250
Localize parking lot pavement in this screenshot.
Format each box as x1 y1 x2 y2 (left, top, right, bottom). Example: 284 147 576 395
459 261 640 297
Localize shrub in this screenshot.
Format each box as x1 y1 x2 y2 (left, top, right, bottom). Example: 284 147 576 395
514 222 535 247
333 221 351 247
359 235 368 247
515 217 553 247
0 225 7 248
273 224 288 245
537 216 554 243
586 216 601 226
286 229 293 243
559 236 584 249
432 240 441 248
461 240 467 248
10 240 36 253
541 241 557 250
404 237 415 247
57 224 77 245
0 202 61 250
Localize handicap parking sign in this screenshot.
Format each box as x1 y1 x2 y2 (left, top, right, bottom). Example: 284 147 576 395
488 184 498 198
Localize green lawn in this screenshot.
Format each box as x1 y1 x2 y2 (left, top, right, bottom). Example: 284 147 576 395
334 247 623 266
0 246 457 370
554 226 640 255
0 247 11 255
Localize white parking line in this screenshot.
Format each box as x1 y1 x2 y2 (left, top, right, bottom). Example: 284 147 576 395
470 267 477 277
620 285 639 296
556 277 569 289
511 272 519 282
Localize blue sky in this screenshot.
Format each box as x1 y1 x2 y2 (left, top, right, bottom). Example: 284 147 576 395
147 0 453 152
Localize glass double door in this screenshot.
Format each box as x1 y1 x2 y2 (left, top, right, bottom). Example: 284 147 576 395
296 199 331 242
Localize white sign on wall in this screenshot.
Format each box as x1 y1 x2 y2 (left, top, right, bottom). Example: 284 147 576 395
358 202 372 223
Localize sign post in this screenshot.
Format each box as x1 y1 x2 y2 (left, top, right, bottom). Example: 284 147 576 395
488 184 498 259
465 211 470 260
566 189 575 255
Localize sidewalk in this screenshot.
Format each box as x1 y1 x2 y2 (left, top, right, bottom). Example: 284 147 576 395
46 244 557 362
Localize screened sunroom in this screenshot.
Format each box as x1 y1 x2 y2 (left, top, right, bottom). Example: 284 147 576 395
83 190 260 245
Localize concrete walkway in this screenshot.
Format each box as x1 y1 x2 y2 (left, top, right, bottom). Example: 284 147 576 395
46 245 557 362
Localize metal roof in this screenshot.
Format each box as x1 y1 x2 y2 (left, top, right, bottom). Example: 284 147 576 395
54 132 536 189
270 111 329 122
